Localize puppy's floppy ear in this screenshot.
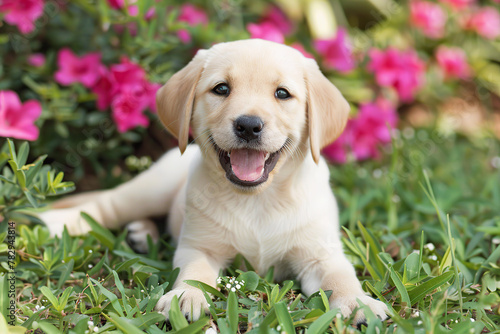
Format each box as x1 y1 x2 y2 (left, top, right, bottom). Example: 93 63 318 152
156 49 207 153
304 58 350 164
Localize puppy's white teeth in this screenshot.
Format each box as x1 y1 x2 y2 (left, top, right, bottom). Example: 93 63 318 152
265 153 270 161
227 152 231 158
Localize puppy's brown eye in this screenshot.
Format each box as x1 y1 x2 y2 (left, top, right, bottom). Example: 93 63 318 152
275 88 291 100
213 83 230 96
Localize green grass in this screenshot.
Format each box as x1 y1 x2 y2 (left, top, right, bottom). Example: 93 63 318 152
1 128 500 333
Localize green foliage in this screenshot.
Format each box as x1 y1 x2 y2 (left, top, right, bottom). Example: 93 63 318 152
0 139 74 223
0 131 499 332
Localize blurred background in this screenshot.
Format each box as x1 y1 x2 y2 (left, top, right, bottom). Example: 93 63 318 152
1 0 499 190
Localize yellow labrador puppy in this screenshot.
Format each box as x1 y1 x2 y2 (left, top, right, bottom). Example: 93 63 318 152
39 39 388 324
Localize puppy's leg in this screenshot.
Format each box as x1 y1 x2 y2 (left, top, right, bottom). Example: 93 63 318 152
291 241 388 325
155 245 227 321
39 146 199 236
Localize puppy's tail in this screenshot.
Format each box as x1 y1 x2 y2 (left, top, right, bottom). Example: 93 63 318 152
39 145 200 236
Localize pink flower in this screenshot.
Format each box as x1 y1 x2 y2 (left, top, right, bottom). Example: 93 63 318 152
107 0 123 9
91 67 117 110
436 46 471 79
291 43 314 59
91 57 159 120
313 28 355 73
260 6 293 35
176 4 208 43
367 48 426 102
111 93 149 133
247 22 285 43
28 53 46 67
0 0 44 34
439 0 475 9
464 7 500 40
0 90 42 141
410 1 447 39
54 48 103 88
323 98 398 163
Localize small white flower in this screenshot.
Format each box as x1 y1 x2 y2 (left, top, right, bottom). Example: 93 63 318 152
470 318 475 322
140 290 144 293
40 306 45 310
226 283 231 289
417 320 423 325
87 321 93 326
402 127 415 139
276 325 281 331
455 319 459 323
373 169 383 179
357 168 368 178
425 243 435 251
491 156 500 169
35 305 40 310
93 326 99 332
241 280 245 284
413 311 419 317
230 277 235 283
89 250 93 253
205 328 217 334
88 264 93 269
231 287 236 292
429 255 438 261
236 284 241 289
492 237 500 245
62 260 65 263
217 278 222 284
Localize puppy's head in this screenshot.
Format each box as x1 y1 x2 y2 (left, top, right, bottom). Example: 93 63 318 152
157 39 349 191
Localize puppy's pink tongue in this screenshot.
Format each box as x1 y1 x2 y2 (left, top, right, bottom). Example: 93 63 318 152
230 149 266 181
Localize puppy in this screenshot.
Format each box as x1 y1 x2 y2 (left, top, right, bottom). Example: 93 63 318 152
39 39 388 324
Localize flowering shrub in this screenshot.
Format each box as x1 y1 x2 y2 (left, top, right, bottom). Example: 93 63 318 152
0 0 499 184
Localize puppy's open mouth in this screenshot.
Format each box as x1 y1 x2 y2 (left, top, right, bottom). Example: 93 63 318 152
214 144 281 187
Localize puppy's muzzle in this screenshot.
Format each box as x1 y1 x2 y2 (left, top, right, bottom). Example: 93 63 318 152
234 115 264 143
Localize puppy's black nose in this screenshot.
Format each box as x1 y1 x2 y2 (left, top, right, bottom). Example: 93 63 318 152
234 115 264 142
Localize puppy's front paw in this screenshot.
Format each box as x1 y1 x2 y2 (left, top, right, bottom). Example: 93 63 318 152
331 294 388 325
39 208 91 236
155 288 209 321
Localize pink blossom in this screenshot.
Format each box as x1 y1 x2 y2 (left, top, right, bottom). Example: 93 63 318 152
247 22 285 44
260 6 293 35
0 90 42 141
111 93 149 133
91 67 117 110
0 0 44 34
176 4 208 43
367 48 426 102
323 98 398 163
439 0 475 9
313 28 355 73
410 1 447 39
464 7 500 40
107 0 123 9
91 57 159 127
436 46 471 79
28 53 46 67
291 43 314 59
54 48 103 88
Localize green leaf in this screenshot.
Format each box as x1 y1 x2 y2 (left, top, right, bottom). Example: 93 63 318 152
238 271 259 292
275 302 295 334
318 289 330 312
173 317 209 334
57 286 73 312
82 212 116 250
227 291 238 333
6 139 16 163
36 321 61 334
89 278 124 316
168 295 189 331
103 312 144 334
39 287 60 310
16 142 29 168
389 266 411 308
306 309 335 334
408 271 454 305
184 280 226 301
